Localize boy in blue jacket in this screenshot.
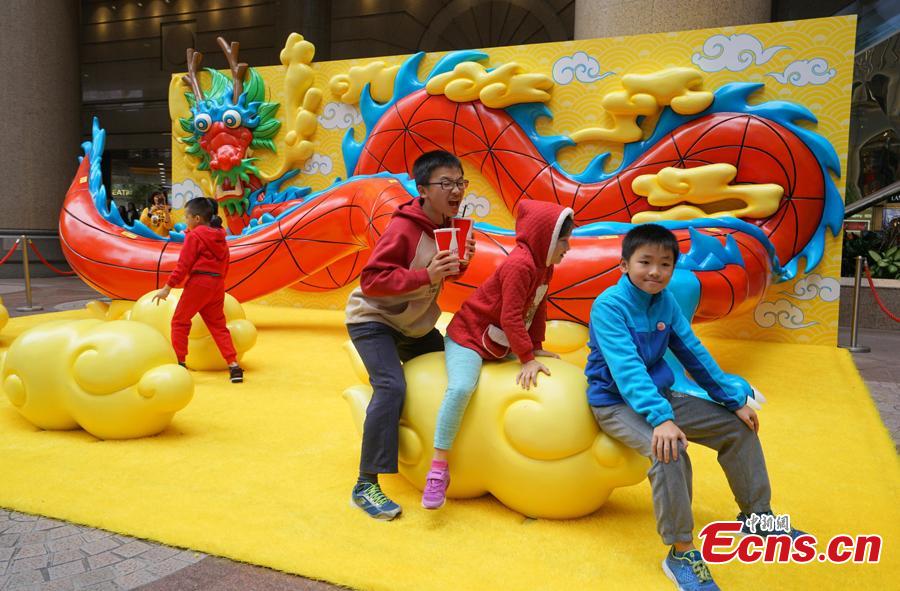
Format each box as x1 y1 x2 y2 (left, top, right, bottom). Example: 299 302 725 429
586 224 802 591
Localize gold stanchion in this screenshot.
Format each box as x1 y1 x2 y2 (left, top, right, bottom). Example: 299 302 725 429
16 235 43 312
839 255 869 353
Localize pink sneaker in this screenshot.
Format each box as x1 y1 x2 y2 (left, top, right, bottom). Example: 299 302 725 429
421 466 450 509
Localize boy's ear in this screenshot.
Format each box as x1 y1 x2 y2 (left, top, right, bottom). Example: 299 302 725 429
618 258 628 274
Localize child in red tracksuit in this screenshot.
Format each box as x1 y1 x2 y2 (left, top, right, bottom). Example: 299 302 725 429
421 200 575 509
152 197 243 383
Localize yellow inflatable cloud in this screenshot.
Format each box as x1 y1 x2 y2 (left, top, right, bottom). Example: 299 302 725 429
0 296 8 333
85 299 134 321
0 319 193 439
343 346 647 519
129 289 257 370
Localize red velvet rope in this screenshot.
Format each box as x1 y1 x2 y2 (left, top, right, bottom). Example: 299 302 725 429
27 240 75 276
863 261 900 323
0 239 19 266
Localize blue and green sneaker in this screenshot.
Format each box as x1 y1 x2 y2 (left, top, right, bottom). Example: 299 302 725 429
351 482 402 520
662 548 720 591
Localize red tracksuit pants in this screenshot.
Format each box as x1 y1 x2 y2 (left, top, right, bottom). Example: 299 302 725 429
171 274 237 364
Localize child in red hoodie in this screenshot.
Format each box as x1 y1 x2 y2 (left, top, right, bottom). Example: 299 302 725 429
152 197 243 383
421 200 574 509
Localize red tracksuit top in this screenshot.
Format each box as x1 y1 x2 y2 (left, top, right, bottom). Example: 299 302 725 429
446 201 573 363
166 225 230 288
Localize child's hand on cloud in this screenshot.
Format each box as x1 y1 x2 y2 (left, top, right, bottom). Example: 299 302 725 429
516 359 551 390
151 286 171 305
533 349 560 359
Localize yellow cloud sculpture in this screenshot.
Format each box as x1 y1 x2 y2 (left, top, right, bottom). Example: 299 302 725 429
330 61 400 104
343 345 646 519
0 319 193 439
571 67 714 144
631 163 784 223
129 289 257 370
259 33 323 181
0 296 7 333
85 299 134 321
425 61 554 108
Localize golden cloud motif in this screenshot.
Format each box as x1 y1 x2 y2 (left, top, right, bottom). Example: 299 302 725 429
425 61 553 108
630 163 783 223
571 67 714 144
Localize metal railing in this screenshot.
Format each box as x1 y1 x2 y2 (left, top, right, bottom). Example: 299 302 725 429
0 232 72 312
844 180 900 217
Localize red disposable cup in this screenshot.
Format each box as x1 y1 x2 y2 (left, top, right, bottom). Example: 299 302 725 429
433 227 460 257
451 217 473 255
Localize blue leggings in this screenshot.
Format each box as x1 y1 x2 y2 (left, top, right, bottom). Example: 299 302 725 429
434 336 483 450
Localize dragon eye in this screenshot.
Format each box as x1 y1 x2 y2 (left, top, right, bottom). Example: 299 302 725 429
223 109 242 129
194 113 212 132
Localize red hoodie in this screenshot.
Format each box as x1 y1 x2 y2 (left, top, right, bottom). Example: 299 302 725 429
345 198 467 337
166 225 230 288
447 201 573 363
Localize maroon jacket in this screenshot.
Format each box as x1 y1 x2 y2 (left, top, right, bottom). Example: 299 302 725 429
345 198 467 337
447 201 573 363
166 225 229 288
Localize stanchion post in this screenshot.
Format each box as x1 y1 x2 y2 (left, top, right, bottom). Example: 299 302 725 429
16 234 43 312
839 255 869 353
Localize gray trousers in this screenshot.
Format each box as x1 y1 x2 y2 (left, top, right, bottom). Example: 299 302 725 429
592 391 771 545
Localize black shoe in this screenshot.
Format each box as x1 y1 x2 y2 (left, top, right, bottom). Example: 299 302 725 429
178 362 186 368
229 365 244 383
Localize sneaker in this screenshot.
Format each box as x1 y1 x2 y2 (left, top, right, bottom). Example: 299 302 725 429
178 362 186 368
421 466 450 509
736 512 807 540
662 548 719 591
351 482 402 520
229 365 244 383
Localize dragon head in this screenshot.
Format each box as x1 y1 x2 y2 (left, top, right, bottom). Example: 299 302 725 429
178 38 280 218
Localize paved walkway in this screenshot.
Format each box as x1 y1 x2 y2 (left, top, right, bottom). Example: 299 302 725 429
0 277 897 590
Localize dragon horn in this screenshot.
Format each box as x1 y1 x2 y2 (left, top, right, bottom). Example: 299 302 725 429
216 36 249 103
182 48 205 102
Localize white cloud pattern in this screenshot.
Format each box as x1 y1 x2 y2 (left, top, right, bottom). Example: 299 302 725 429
754 299 816 329
767 58 836 86
781 273 841 302
692 34 787 72
302 153 333 176
552 52 614 85
170 179 204 209
317 102 362 129
460 193 490 218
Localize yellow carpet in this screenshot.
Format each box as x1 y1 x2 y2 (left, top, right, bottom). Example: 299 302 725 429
0 305 897 590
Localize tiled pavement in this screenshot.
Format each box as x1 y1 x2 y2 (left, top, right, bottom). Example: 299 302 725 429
0 510 205 591
0 276 897 590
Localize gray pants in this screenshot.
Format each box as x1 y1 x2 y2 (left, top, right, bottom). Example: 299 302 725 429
592 391 771 545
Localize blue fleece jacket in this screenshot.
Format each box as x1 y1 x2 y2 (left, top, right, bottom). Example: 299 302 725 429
585 274 749 427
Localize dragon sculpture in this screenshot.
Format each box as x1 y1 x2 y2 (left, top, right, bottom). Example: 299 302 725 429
60 38 842 340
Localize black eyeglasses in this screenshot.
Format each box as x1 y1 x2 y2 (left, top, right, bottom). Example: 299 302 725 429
423 179 469 191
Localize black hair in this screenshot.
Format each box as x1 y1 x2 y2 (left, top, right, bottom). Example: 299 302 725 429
185 197 223 229
559 214 575 238
412 150 463 188
622 223 679 262
150 189 167 204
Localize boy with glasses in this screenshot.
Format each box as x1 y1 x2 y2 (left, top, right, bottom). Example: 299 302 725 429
345 150 475 520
